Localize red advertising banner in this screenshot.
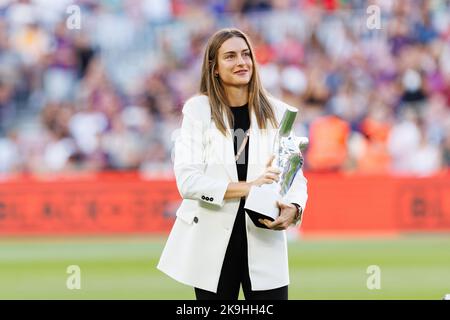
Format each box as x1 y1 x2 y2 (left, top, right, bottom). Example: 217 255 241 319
301 173 450 236
0 173 180 235
0 172 449 236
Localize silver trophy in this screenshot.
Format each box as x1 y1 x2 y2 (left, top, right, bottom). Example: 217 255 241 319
244 106 308 229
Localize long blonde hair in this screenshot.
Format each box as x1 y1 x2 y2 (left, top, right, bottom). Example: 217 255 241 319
199 28 278 136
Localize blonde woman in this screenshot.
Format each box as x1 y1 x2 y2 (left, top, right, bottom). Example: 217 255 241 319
158 28 308 300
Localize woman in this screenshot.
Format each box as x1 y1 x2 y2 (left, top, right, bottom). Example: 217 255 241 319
157 28 308 300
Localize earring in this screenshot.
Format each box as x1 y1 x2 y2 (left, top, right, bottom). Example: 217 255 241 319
214 72 219 77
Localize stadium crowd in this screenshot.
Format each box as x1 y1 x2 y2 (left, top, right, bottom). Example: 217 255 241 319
0 0 449 176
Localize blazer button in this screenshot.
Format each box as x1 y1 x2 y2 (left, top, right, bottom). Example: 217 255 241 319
205 197 210 201
193 217 199 223
210 197 214 202
201 196 205 200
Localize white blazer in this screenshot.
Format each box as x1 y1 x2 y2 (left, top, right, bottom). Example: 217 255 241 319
157 94 308 293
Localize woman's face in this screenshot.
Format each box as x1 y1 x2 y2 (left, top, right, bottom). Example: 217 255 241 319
215 37 253 88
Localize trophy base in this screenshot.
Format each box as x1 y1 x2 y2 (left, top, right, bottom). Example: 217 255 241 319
244 184 280 229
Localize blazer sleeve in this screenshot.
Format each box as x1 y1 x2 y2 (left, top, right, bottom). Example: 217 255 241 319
173 102 229 207
282 168 308 227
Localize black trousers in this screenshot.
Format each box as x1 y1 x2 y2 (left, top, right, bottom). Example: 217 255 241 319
195 200 288 300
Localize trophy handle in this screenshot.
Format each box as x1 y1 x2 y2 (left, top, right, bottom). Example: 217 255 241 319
298 137 309 152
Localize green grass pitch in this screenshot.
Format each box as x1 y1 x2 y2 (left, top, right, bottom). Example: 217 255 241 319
1 235 449 299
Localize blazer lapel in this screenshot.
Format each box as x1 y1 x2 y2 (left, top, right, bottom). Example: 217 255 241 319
223 127 238 182
209 115 238 183
246 111 273 183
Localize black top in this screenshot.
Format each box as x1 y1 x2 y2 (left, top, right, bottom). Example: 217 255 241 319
230 104 250 182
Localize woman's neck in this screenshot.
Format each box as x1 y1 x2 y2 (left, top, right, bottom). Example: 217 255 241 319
225 86 248 107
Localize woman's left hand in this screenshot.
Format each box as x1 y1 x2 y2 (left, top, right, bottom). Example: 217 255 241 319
258 201 298 230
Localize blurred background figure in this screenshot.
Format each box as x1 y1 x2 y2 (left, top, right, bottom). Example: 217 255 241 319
0 0 449 177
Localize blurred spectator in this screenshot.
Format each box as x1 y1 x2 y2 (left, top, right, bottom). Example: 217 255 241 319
443 131 450 169
101 114 144 170
0 80 16 135
306 114 350 172
349 101 393 174
0 131 21 173
387 108 422 174
0 0 449 176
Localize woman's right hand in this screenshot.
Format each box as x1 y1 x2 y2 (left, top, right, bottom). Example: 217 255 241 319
226 155 281 200
250 155 281 187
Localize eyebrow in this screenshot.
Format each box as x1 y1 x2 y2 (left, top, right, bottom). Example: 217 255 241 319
223 49 250 55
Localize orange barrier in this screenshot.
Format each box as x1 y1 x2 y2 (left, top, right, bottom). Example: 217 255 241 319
0 173 180 235
301 172 450 236
0 172 449 236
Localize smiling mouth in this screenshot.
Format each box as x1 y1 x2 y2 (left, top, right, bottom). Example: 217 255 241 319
234 70 248 75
